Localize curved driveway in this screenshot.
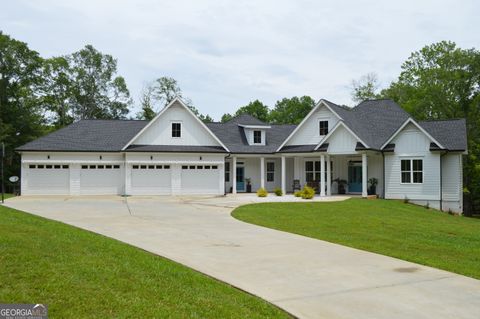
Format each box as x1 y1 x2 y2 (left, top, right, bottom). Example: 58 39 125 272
5 195 480 319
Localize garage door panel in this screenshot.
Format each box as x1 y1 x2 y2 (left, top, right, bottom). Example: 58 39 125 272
80 164 123 195
131 165 171 195
181 165 220 195
25 164 70 195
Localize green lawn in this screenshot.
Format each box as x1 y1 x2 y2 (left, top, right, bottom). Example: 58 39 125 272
232 198 480 279
0 205 289 318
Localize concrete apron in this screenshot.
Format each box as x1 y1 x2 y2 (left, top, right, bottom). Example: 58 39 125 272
4 195 480 319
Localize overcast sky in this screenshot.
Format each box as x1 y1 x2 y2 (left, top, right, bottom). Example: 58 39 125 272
2 0 479 120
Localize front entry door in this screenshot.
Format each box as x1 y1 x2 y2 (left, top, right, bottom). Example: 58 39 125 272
348 163 362 193
236 166 245 192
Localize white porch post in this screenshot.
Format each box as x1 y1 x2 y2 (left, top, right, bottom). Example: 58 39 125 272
320 154 326 197
326 154 331 196
232 156 237 194
281 156 286 195
260 157 265 189
362 153 368 198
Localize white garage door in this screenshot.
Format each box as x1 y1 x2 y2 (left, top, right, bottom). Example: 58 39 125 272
180 164 220 194
131 164 172 195
25 164 70 195
80 164 123 195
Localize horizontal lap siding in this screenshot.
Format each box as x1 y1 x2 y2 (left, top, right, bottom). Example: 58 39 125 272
385 124 440 201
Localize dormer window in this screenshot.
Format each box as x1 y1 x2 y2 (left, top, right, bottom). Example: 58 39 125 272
319 120 329 136
172 122 181 138
253 130 262 144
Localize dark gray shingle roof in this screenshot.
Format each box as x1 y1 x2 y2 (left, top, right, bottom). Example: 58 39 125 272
207 122 296 153
227 114 269 126
419 119 467 151
17 120 148 152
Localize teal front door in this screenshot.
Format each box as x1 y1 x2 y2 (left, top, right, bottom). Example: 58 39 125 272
236 167 245 192
348 164 362 193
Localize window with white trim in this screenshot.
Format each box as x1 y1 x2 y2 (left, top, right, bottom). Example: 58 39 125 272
319 121 329 136
172 122 181 138
266 162 275 182
401 159 423 184
253 130 262 144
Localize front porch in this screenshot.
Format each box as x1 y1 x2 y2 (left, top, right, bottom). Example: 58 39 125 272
225 152 384 198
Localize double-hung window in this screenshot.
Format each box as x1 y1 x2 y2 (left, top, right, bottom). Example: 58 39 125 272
253 130 262 144
319 120 329 136
266 162 275 182
401 159 423 184
172 122 181 138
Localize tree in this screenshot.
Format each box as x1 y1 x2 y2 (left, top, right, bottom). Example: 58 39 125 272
0 32 47 185
351 73 380 103
269 96 316 124
41 56 74 127
137 76 213 122
234 100 270 122
381 41 480 215
221 113 233 123
67 45 131 120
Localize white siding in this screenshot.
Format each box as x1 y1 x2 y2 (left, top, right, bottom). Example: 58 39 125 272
325 125 359 154
286 105 339 146
385 123 440 202
244 128 266 146
133 101 221 146
441 153 463 213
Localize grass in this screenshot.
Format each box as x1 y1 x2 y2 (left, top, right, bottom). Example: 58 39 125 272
232 198 480 279
0 204 289 318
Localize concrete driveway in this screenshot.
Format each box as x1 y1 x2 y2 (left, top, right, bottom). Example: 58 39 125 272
4 195 480 319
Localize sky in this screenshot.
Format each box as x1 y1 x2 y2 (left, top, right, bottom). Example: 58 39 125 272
2 0 479 120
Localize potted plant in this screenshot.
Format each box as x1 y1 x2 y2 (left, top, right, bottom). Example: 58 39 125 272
246 178 252 193
368 178 378 195
334 178 347 194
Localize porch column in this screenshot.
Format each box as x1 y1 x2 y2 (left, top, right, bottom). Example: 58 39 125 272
320 154 326 197
326 154 331 196
362 153 368 198
232 156 237 194
260 157 265 189
281 156 286 195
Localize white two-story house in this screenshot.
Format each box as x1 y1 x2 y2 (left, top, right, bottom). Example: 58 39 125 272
17 97 467 212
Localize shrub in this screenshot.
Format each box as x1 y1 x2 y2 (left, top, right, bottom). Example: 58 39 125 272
294 190 302 197
301 186 315 199
256 188 268 197
274 187 283 196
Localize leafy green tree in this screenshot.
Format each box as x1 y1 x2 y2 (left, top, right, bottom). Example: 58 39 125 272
381 41 480 215
221 113 233 123
269 96 315 124
41 56 74 127
234 100 270 122
0 32 47 184
351 73 380 103
67 45 131 120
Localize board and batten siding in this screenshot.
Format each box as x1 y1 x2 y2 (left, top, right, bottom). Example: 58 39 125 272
441 153 463 212
133 101 220 146
325 125 359 154
384 123 441 208
286 105 339 146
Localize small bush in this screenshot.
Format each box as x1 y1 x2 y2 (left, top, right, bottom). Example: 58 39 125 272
256 188 268 197
274 188 283 196
294 190 302 197
301 186 315 199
